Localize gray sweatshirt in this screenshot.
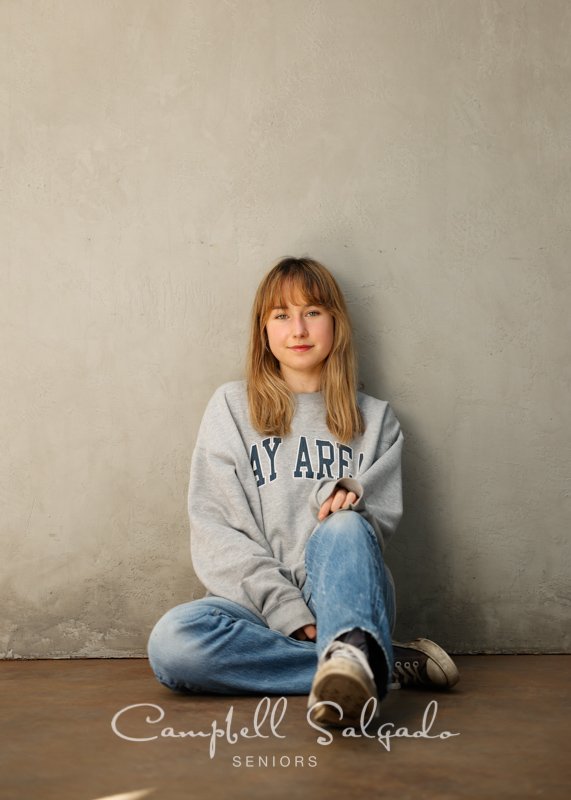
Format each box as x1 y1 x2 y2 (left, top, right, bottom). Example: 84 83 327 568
188 380 403 638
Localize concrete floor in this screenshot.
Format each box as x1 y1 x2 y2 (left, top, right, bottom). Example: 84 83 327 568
1 655 569 800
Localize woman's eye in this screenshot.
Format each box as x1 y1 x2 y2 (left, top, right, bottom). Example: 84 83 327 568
307 310 320 317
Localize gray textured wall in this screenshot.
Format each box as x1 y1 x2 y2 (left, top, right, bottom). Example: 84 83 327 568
2 0 570 658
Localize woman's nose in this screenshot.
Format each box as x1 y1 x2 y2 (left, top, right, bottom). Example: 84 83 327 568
292 315 308 336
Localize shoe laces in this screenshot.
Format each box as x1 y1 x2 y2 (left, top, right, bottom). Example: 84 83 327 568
392 656 424 687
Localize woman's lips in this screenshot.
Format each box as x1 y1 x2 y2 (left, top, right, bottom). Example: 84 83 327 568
289 345 313 351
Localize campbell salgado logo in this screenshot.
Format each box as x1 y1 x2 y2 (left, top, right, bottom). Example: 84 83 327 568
111 697 459 760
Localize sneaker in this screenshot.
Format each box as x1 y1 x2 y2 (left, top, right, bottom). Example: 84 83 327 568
307 640 378 727
391 638 460 690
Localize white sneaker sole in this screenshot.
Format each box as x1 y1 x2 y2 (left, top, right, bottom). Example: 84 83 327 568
307 658 378 727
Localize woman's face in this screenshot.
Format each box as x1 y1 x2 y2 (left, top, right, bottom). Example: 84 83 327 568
264 288 334 392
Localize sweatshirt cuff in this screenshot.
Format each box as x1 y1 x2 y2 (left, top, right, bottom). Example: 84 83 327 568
265 596 316 638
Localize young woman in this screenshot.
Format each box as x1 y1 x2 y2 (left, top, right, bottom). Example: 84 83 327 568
147 256 459 726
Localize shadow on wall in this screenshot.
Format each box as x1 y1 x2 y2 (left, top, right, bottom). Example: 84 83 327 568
357 348 487 654
387 417 488 654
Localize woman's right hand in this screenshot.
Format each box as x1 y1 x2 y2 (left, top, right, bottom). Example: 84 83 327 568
318 488 359 521
291 624 317 641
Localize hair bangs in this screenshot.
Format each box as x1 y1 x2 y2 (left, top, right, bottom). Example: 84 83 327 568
261 263 334 326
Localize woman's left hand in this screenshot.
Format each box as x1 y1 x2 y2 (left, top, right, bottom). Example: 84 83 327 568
291 624 317 641
318 488 358 521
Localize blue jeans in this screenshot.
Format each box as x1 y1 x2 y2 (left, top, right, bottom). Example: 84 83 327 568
147 510 396 699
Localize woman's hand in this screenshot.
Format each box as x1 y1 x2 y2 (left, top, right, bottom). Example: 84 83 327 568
291 624 317 641
318 488 358 521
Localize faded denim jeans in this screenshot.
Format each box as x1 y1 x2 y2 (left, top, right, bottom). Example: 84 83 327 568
147 510 396 700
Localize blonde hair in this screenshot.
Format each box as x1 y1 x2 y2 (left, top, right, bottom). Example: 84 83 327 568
246 256 364 443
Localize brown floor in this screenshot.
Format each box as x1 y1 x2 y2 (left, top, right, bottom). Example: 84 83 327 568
1 656 569 800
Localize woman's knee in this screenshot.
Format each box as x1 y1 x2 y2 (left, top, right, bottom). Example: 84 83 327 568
311 509 369 542
307 509 383 566
147 599 219 692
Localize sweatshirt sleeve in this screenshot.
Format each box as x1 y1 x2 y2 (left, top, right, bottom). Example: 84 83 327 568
308 402 404 551
188 387 316 637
